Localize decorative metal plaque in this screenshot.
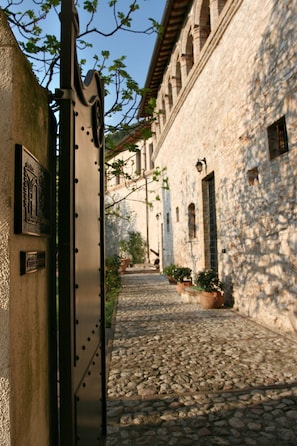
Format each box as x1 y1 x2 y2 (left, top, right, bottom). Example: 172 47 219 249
14 144 51 236
20 251 46 275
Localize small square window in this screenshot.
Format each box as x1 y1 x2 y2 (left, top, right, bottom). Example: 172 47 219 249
267 116 289 160
247 167 259 186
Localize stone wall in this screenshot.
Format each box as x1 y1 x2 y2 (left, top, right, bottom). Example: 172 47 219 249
153 0 297 332
0 10 53 445
106 0 297 333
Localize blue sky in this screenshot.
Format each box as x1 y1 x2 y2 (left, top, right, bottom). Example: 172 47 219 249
5 0 166 124
80 0 167 87
77 0 167 123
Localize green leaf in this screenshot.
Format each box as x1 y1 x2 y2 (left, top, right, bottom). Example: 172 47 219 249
83 0 98 13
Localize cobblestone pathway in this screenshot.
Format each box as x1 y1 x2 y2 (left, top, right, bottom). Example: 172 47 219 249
106 273 297 445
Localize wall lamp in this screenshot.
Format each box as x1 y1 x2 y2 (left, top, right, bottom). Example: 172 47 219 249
195 157 207 173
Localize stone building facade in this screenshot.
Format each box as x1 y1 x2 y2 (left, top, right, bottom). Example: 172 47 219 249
106 126 162 264
106 0 297 333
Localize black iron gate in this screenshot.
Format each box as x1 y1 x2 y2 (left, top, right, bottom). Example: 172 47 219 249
58 1 106 444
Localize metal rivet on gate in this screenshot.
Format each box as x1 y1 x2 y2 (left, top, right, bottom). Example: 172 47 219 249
87 337 91 342
76 355 79 361
75 144 79 150
82 345 86 350
75 111 78 116
75 212 79 218
81 126 84 131
75 284 79 289
83 382 86 387
76 319 79 324
74 178 79 183
86 131 90 135
88 371 91 376
75 248 79 253
92 330 95 334
94 161 97 165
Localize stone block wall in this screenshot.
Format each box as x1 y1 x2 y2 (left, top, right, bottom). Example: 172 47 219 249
105 0 297 333
153 0 297 332
157 0 297 330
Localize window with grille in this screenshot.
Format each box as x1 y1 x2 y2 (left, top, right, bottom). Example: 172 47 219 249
188 203 196 239
267 116 289 160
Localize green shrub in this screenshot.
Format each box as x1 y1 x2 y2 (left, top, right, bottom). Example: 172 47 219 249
105 255 121 327
194 269 223 292
125 231 146 264
162 263 178 276
173 267 192 283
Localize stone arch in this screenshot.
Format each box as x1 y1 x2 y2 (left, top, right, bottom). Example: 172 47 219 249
161 97 166 124
167 80 173 110
175 59 182 95
194 0 211 51
185 31 194 75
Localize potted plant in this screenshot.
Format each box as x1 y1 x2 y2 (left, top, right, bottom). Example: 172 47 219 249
162 263 178 284
194 269 224 309
173 267 192 294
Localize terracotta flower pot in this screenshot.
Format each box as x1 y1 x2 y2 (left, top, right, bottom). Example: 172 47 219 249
167 275 177 285
176 280 192 295
199 291 224 309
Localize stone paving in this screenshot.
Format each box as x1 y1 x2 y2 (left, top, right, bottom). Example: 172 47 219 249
106 273 297 445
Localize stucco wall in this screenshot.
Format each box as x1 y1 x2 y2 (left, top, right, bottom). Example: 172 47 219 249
0 10 52 446
154 0 297 332
106 140 162 265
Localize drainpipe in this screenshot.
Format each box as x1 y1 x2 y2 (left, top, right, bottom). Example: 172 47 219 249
143 144 150 263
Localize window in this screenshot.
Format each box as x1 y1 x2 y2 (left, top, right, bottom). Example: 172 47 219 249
247 167 259 186
185 32 194 75
166 212 170 233
176 61 182 95
176 206 179 222
135 150 141 174
162 98 166 124
267 116 289 160
168 82 173 110
148 143 154 170
188 203 196 239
